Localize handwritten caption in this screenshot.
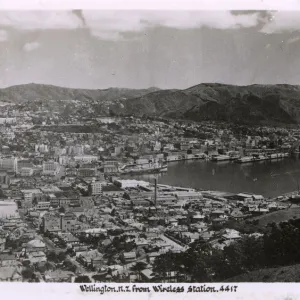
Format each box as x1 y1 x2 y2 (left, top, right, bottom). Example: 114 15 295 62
80 284 238 295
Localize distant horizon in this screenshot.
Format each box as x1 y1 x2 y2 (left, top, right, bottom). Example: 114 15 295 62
1 81 300 91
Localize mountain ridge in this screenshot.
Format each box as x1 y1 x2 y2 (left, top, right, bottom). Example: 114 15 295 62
1 82 300 124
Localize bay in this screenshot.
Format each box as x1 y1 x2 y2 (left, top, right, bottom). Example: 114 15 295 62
122 156 300 198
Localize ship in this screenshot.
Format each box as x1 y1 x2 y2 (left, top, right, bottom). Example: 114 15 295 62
211 154 240 162
119 162 168 175
211 151 240 162
235 152 289 164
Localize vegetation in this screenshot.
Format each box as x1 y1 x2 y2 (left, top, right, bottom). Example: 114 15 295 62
130 262 148 281
74 275 91 283
152 218 300 282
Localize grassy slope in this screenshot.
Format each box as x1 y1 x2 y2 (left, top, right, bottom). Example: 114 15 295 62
225 264 300 282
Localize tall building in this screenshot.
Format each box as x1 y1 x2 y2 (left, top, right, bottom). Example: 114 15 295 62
90 179 103 196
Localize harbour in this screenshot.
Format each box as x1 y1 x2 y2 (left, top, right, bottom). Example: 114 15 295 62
123 155 300 198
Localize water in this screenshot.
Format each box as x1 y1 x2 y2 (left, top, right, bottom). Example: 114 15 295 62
122 156 300 198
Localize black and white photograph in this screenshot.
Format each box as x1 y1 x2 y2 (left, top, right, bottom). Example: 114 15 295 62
1 5 300 288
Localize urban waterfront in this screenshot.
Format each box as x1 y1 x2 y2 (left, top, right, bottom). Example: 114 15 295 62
124 156 300 198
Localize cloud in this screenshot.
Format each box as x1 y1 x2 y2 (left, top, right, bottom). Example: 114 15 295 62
287 36 300 44
0 29 8 42
261 12 300 33
23 42 40 52
0 11 83 30
81 10 261 40
0 10 260 41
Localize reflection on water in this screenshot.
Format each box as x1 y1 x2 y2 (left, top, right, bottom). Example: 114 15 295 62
122 155 300 197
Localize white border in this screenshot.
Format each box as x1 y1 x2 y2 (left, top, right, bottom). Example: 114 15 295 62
0 0 300 10
0 0 299 299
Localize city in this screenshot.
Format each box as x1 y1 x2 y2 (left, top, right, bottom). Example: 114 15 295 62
2 8 300 285
0 105 300 282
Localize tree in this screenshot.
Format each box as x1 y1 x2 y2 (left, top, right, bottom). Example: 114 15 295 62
47 251 58 262
16 200 22 208
58 206 65 213
130 262 147 281
152 251 177 282
57 251 67 262
22 268 35 280
74 275 91 283
32 197 38 207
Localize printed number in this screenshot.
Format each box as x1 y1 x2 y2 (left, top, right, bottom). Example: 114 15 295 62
220 286 237 292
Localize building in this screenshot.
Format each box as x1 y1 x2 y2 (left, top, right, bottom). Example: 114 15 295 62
77 167 97 178
44 270 74 283
20 167 34 177
16 159 34 174
36 201 50 210
43 161 60 176
0 201 19 218
0 236 5 252
122 251 136 263
102 185 124 197
90 180 102 196
0 254 18 267
41 213 61 233
26 239 46 253
0 157 17 172
21 189 43 208
0 118 16 125
0 266 22 282
103 159 119 174
74 156 98 164
114 179 150 189
0 171 10 188
60 212 78 233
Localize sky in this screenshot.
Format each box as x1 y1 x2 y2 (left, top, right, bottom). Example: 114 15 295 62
1 10 300 89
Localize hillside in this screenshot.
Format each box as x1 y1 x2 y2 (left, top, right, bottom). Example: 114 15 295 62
111 83 300 124
251 206 300 227
2 82 300 124
225 264 300 282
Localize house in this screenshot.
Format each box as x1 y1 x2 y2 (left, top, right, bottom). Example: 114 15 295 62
58 232 80 247
77 250 104 268
230 209 245 221
222 229 241 241
140 268 154 282
210 210 225 219
27 251 47 264
191 214 205 224
0 254 18 267
44 270 74 282
0 266 22 282
122 251 136 263
26 238 46 253
147 252 161 263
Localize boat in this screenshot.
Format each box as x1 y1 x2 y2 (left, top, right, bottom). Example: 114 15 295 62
119 162 168 175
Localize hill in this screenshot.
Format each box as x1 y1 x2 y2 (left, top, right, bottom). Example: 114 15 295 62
225 264 300 282
111 83 300 125
3 82 300 124
0 83 159 103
